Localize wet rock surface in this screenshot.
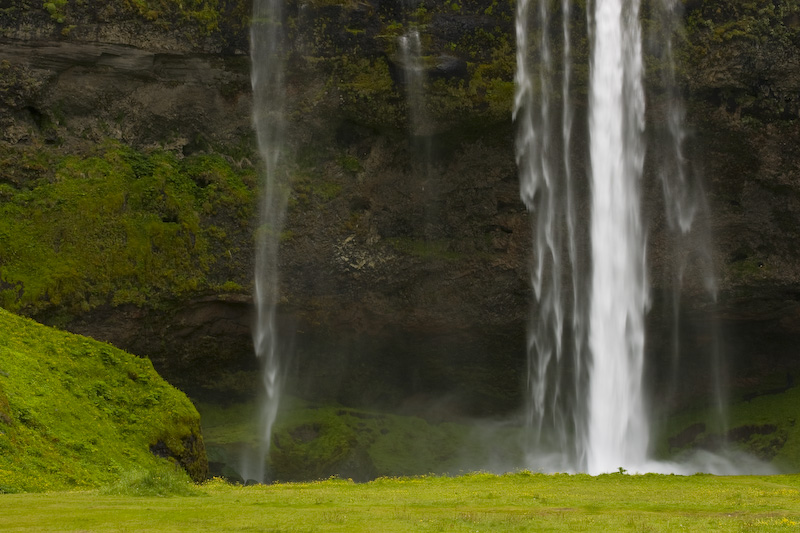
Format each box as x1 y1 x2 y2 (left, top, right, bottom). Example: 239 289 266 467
0 0 799 417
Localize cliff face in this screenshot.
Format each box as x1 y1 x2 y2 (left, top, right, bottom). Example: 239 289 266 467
677 1 800 406
1 0 799 415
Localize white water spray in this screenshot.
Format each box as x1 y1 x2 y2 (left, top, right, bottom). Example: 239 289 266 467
242 0 288 483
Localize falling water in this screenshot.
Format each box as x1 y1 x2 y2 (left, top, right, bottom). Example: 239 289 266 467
514 0 586 469
399 28 433 189
399 29 430 141
398 28 440 242
653 0 726 439
241 0 288 483
514 0 684 473
657 0 699 235
585 0 648 474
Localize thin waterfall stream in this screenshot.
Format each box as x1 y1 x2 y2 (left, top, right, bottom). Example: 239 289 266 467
242 0 288 483
515 0 585 471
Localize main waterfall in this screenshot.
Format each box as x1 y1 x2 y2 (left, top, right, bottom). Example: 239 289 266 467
585 0 648 474
515 0 679 473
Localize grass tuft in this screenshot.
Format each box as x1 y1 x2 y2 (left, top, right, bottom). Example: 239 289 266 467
101 468 201 497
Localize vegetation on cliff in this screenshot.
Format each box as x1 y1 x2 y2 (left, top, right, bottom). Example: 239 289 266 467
200 397 524 482
682 0 800 120
1 0 794 325
0 307 208 492
0 142 254 320
1 0 251 49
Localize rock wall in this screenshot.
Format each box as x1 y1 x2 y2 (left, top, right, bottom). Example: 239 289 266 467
1 0 799 416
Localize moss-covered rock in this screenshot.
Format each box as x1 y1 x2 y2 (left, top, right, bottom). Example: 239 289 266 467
0 307 208 492
0 142 255 319
0 0 251 53
681 0 800 120
659 386 800 472
198 397 527 482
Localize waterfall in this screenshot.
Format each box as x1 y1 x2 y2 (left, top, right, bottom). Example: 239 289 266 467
514 0 587 469
398 27 437 236
653 0 727 440
242 0 288 483
585 0 648 474
515 0 693 473
399 28 433 183
399 29 429 141
657 0 699 234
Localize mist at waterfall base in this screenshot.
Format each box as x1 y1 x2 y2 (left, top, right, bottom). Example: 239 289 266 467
238 1 780 480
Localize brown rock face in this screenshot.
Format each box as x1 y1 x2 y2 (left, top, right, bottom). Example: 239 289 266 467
1 0 799 417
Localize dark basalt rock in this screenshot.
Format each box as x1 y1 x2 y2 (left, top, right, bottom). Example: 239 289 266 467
0 0 799 419
430 54 467 80
149 433 209 483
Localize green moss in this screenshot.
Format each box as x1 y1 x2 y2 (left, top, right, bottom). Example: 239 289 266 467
271 409 359 480
291 172 342 206
42 0 67 23
337 154 361 173
686 0 800 45
726 255 770 283
337 56 403 129
0 308 207 492
0 142 254 316
658 387 800 471
217 280 244 292
379 20 404 38
197 398 525 482
119 0 228 33
29 0 252 42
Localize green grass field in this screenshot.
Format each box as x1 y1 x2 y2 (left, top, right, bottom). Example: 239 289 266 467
2 289 800 532
1 472 799 531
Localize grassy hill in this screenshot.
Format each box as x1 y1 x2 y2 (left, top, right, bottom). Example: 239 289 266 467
0 308 207 493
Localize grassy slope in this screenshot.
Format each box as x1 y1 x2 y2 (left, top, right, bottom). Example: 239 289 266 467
1 473 800 531
0 308 206 492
